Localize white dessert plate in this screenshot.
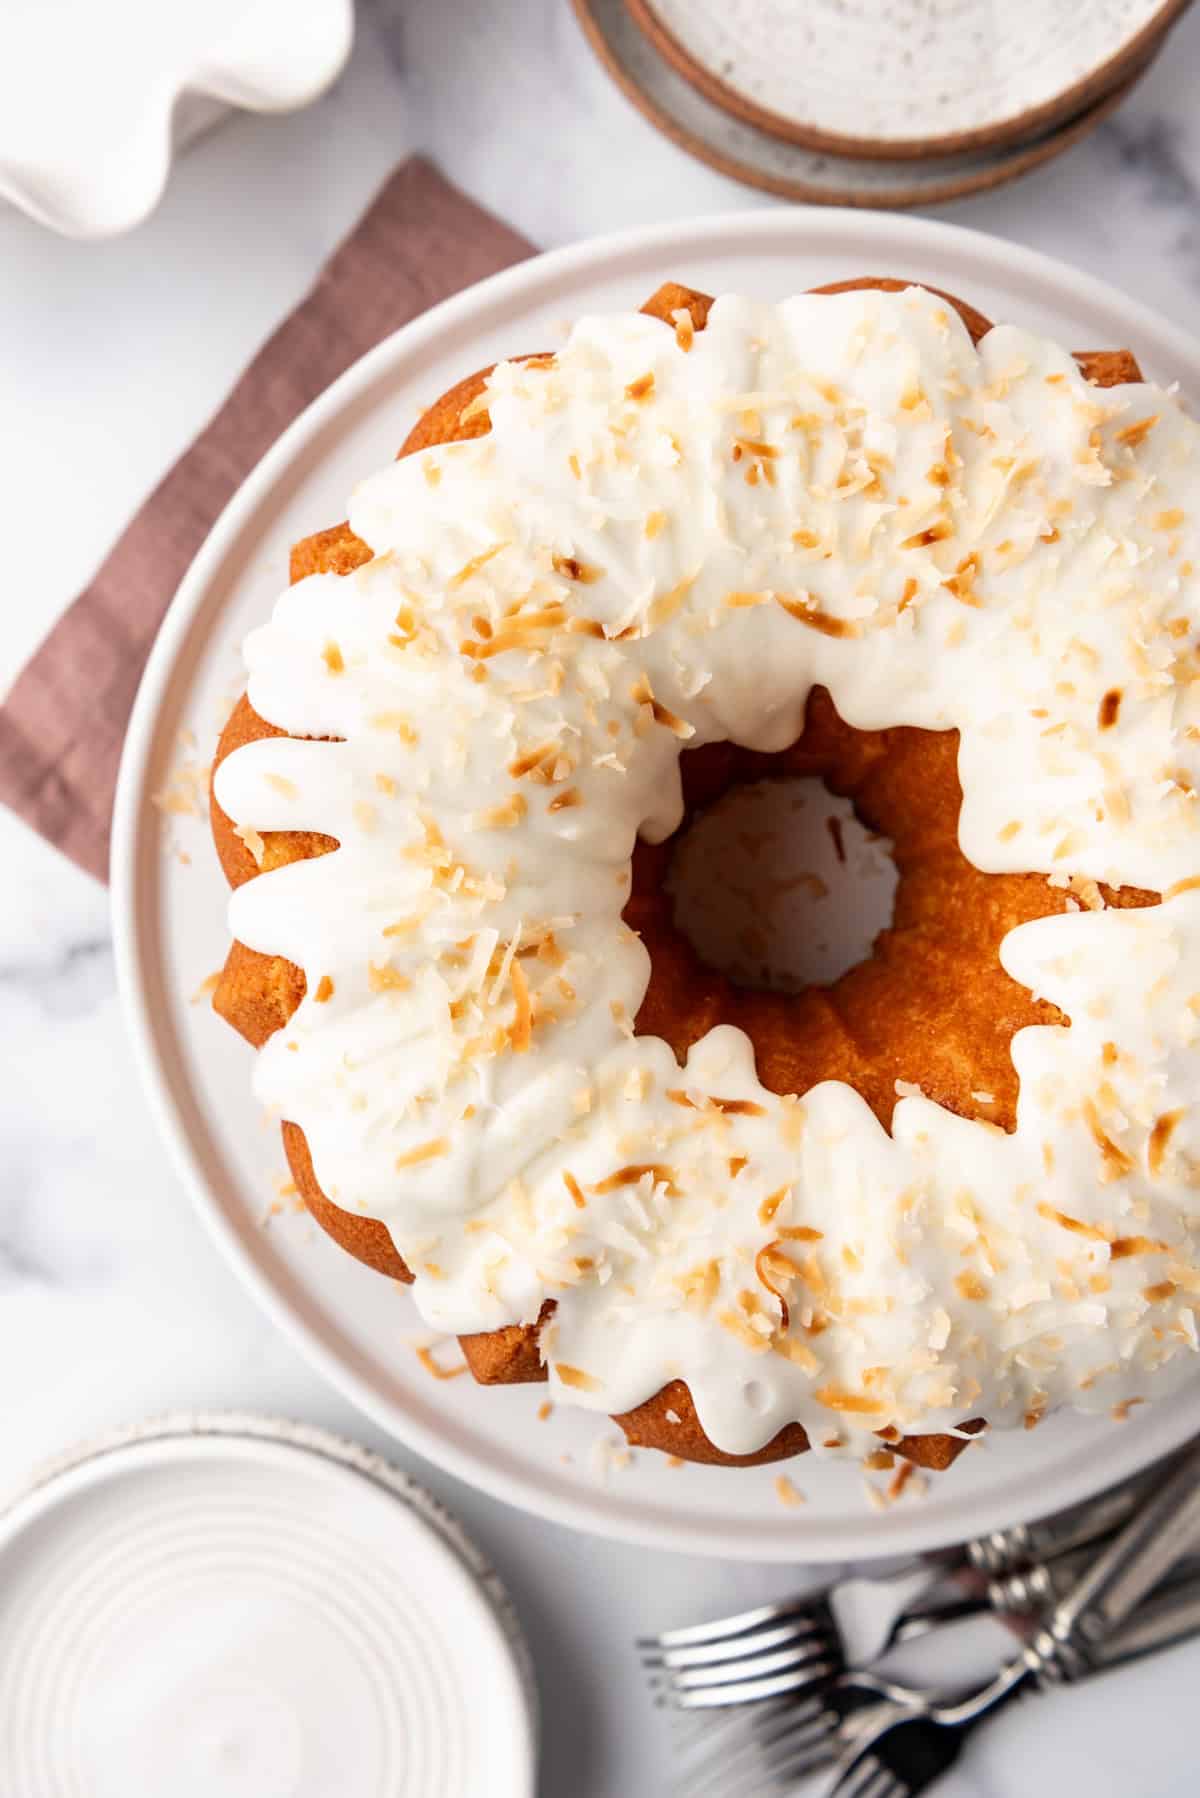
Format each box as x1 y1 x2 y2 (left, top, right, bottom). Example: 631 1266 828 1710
113 207 1200 1563
0 1413 536 1797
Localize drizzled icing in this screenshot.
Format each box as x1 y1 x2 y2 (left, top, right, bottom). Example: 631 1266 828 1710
215 289 1200 1457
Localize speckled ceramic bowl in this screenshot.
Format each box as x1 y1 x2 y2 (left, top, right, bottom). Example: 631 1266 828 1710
626 0 1185 161
576 0 1153 208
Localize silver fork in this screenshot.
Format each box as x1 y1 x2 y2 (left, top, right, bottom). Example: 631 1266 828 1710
640 1592 841 1710
640 1457 1168 1706
639 1539 1169 1712
665 1575 1200 1798
829 1438 1200 1798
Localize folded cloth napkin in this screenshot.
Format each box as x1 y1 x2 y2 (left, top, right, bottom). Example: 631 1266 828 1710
0 157 534 882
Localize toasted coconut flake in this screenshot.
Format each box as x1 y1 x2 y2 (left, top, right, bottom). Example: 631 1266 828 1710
563 1171 587 1210
1098 688 1122 730
1147 1110 1184 1175
718 1307 773 1352
415 1343 469 1380
395 1137 449 1170
1083 1099 1134 1181
553 553 603 585
370 962 411 994
955 1270 989 1301
477 793 528 830
773 1334 819 1372
458 389 491 423
314 975 335 1004
774 1474 805 1508
814 1387 888 1416
449 543 507 588
593 1163 680 1197
756 1243 801 1327
888 1461 920 1502
1038 1201 1108 1242
625 372 655 402
671 307 695 352
1114 414 1160 447
1110 1234 1169 1259
322 641 345 675
233 822 266 866
900 519 952 549
629 672 694 739
710 1095 766 1117
758 1185 790 1225
557 1363 602 1392
776 593 862 639
509 741 559 779
509 960 533 1053
943 552 982 606
677 1259 720 1310
647 573 696 629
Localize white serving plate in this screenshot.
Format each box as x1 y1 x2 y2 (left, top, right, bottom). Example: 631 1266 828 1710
0 0 353 238
113 207 1200 1563
0 1414 536 1797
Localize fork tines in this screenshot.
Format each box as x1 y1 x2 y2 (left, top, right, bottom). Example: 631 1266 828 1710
669 1694 840 1798
835 1758 908 1798
639 1592 839 1709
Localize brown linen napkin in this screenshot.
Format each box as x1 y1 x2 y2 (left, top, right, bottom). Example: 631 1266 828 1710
0 157 534 882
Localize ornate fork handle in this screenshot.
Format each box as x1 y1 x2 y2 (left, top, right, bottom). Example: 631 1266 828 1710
833 1440 1200 1790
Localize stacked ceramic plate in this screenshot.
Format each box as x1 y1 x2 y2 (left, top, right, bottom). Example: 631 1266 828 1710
0 1416 537 1797
573 0 1191 206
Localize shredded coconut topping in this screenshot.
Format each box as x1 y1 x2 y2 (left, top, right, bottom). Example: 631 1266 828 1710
215 290 1200 1459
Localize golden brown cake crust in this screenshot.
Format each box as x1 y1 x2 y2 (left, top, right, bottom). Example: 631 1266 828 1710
210 277 1147 1472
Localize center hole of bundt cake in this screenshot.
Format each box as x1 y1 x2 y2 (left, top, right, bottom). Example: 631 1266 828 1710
665 777 898 992
623 687 1074 1134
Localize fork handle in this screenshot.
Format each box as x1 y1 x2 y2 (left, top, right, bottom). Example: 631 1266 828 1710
1087 1571 1200 1669
962 1463 1163 1573
1044 1438 1200 1652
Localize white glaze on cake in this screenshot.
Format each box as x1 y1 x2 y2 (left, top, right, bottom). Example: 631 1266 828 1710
214 289 1200 1457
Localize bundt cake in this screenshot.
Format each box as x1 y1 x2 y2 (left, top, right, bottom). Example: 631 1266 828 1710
210 275 1200 1474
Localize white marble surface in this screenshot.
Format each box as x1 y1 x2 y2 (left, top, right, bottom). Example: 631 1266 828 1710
2 2 1200 1792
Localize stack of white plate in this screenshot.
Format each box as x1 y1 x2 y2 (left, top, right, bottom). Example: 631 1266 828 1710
0 1416 537 1798
573 0 1191 206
